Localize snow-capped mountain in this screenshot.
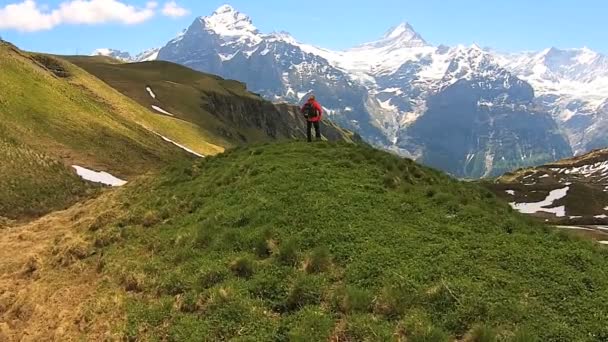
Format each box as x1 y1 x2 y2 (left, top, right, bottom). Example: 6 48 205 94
135 48 160 62
91 47 159 62
102 4 608 178
91 48 133 62
498 48 608 154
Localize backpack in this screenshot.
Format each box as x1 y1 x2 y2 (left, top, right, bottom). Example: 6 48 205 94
303 102 318 118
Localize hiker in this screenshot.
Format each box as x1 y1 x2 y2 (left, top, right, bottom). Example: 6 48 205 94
301 95 323 142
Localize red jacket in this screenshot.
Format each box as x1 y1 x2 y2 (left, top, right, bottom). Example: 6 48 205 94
301 100 323 122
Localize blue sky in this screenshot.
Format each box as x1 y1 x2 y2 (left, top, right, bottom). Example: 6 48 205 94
1 0 606 55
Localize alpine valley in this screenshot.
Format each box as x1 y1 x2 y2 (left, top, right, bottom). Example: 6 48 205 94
95 4 608 178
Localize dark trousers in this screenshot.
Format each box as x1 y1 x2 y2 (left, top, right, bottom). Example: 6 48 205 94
307 121 321 142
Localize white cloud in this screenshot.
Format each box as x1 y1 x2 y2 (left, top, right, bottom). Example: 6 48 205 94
161 1 188 18
0 0 158 32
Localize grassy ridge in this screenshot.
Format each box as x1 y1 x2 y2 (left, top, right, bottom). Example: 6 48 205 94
65 57 275 147
0 43 223 219
93 142 608 341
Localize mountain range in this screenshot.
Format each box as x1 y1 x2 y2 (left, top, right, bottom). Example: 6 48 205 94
95 4 607 179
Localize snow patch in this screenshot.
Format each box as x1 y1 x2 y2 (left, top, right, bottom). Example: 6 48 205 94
151 105 174 116
509 186 570 217
378 99 397 111
159 135 204 158
72 165 126 187
146 87 156 99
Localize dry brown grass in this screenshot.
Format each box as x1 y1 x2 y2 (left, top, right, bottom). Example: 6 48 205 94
0 191 126 341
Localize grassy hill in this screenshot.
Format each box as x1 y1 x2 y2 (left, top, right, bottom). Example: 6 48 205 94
80 142 608 341
0 43 355 221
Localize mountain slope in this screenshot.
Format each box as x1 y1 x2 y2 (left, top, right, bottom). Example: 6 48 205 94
499 48 608 155
401 46 571 177
0 42 202 220
40 141 608 341
66 56 359 146
486 148 608 226
131 5 575 178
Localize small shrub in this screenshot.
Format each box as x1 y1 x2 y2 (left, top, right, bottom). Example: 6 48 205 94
21 255 39 277
464 324 497 342
277 238 299 266
230 256 255 278
334 286 372 313
305 246 331 274
174 292 202 313
88 211 115 231
432 192 453 205
93 228 121 248
286 276 323 311
284 306 334 341
197 265 228 289
383 173 402 189
248 266 290 311
220 230 244 251
408 327 451 342
373 283 416 319
120 272 146 292
52 237 91 267
510 328 538 342
142 210 161 227
160 273 190 295
338 314 395 341
194 227 215 249
254 236 272 258
234 214 250 228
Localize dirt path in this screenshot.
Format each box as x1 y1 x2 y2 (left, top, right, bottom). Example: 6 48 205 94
0 192 124 341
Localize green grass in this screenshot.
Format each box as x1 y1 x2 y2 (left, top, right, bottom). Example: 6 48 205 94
0 135 95 218
0 42 210 219
93 142 608 341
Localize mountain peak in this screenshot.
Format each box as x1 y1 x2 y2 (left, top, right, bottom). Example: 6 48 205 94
202 4 259 39
213 4 237 15
361 22 427 49
383 22 417 39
